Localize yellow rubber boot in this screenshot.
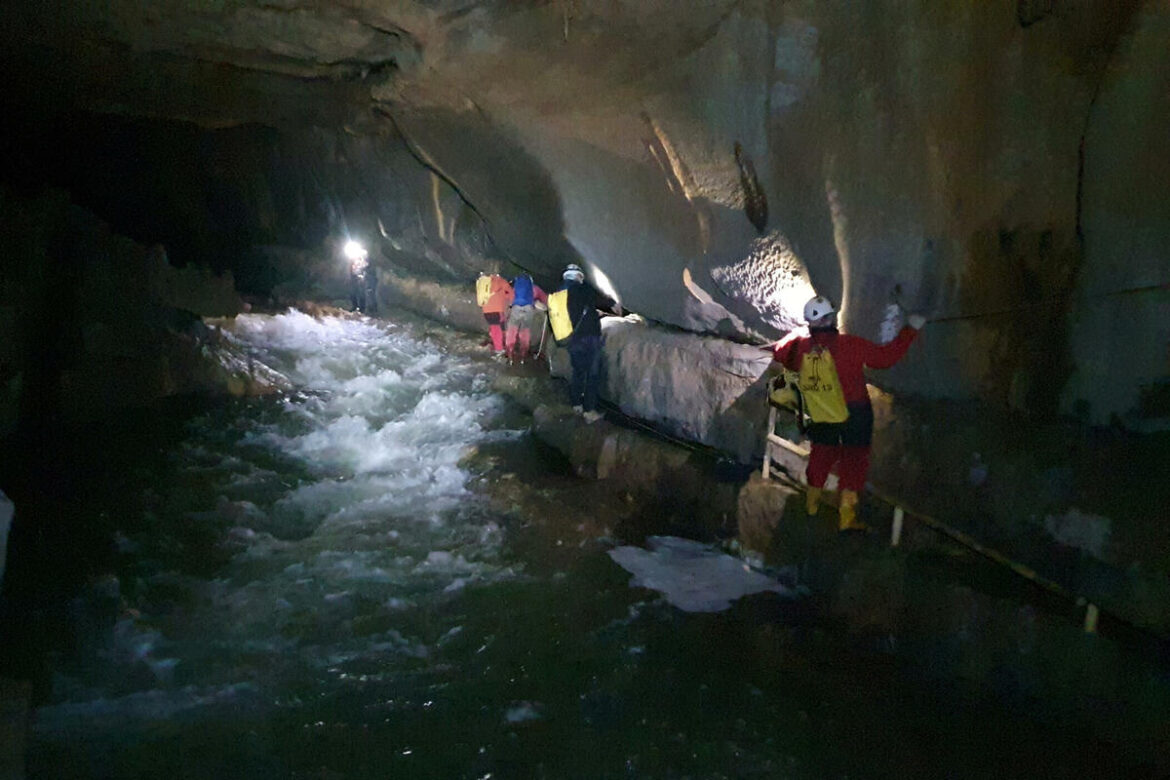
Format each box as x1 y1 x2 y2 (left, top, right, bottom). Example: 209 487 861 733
805 486 823 516
838 490 867 532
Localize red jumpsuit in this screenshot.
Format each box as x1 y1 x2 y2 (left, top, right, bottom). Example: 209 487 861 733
772 326 918 492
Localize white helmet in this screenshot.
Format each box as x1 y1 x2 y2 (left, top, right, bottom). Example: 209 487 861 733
803 295 836 323
563 263 585 282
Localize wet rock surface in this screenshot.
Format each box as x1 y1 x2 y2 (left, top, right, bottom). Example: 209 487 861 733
484 356 1170 776
461 299 1170 636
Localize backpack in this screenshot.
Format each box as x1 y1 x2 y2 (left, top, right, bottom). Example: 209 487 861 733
475 275 492 307
547 289 573 342
768 370 807 434
548 287 592 344
797 345 849 423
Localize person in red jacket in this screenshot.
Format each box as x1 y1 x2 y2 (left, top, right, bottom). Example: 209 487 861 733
769 295 925 531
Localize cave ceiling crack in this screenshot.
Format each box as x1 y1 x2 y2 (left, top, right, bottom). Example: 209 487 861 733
437 1 497 25
124 42 401 83
373 105 536 275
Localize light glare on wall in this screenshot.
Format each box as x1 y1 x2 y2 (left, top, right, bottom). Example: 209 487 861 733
586 262 621 307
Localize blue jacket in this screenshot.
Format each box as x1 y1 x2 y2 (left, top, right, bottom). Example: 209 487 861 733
513 274 535 306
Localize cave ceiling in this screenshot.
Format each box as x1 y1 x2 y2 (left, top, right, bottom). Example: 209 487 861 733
1 0 734 149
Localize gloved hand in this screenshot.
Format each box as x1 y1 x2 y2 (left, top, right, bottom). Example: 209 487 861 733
908 314 927 330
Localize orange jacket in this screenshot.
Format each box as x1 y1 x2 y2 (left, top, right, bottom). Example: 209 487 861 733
481 275 514 314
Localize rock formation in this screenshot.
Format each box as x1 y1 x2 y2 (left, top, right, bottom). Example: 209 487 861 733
1 0 1165 424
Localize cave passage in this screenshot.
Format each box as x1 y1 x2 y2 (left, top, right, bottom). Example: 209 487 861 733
1 0 1168 774
10 310 1150 779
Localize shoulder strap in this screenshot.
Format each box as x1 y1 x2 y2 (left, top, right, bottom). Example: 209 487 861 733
572 303 589 331
571 289 595 333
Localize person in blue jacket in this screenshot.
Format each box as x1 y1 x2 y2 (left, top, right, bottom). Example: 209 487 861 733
504 273 548 364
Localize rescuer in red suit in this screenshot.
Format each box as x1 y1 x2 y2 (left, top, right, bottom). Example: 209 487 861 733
769 295 925 531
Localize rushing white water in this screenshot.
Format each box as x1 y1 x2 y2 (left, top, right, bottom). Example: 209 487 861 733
37 311 519 735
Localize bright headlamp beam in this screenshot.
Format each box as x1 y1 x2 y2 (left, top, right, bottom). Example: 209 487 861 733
343 240 367 261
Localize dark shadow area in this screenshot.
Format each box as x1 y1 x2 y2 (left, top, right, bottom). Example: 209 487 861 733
734 141 768 234
0 105 312 294
0 397 219 699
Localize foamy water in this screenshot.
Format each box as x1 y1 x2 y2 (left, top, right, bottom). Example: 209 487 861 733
26 312 1132 779
36 311 517 735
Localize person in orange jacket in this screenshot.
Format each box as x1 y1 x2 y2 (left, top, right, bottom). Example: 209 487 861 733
768 295 925 531
480 273 514 353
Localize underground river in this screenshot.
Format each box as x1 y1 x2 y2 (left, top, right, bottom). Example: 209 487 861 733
1 309 1157 778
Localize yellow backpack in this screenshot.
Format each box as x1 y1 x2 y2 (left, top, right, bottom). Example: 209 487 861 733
798 346 849 423
768 371 801 411
768 370 806 433
475 275 492 307
547 289 574 342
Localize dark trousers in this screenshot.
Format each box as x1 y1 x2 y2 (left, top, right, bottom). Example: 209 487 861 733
567 334 603 412
364 272 378 314
350 275 364 311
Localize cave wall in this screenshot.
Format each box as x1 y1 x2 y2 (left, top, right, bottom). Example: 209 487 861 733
1066 3 1170 425
375 0 1167 422
0 0 1166 423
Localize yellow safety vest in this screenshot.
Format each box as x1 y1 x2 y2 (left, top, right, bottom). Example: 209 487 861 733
475 275 492 307
798 346 849 423
547 289 574 341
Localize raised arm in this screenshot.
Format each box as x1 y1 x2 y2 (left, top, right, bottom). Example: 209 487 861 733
592 287 616 312
771 331 806 372
855 326 919 369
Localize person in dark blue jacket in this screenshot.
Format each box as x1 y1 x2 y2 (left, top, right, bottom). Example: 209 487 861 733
560 264 619 423
505 273 548 363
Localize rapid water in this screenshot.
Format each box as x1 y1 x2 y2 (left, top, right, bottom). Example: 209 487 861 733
22 310 1154 779
32 311 532 776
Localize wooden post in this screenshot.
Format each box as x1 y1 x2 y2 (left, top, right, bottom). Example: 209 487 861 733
891 506 904 547
761 407 777 479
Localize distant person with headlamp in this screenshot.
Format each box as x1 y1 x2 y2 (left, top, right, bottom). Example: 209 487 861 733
345 240 373 314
